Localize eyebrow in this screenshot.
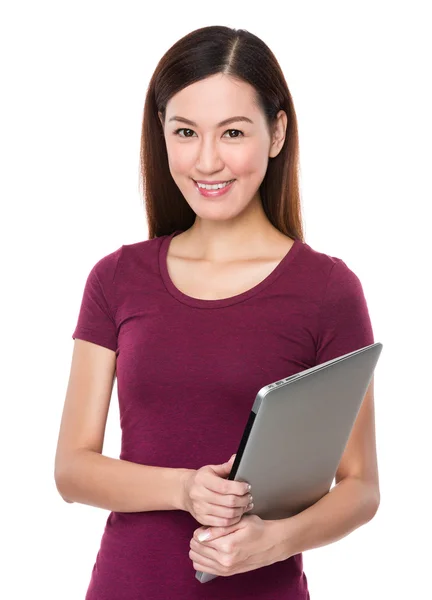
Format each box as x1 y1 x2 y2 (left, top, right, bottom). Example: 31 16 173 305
168 115 254 128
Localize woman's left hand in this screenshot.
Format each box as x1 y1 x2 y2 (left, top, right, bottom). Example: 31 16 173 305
189 514 289 577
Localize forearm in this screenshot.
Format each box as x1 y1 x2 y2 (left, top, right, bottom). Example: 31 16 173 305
55 449 194 513
270 477 380 560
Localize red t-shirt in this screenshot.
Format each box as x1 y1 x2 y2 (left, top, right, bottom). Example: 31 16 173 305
72 229 374 599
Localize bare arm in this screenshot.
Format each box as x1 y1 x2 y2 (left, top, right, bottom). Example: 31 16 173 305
269 476 379 562
54 339 194 512
270 378 380 559
55 449 193 512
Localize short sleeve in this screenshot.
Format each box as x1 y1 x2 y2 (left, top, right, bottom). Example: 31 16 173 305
72 249 121 352
315 259 374 366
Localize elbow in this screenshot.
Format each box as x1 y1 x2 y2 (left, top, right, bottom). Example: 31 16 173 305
372 494 380 517
348 477 380 521
367 501 380 524
54 466 75 504
366 486 380 521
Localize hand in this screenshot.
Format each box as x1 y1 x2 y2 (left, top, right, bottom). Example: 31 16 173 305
181 454 253 527
189 514 286 577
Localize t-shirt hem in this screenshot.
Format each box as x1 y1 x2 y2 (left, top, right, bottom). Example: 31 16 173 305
72 328 117 353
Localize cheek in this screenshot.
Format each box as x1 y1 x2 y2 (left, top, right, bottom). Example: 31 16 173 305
167 149 191 173
166 140 268 177
229 144 268 176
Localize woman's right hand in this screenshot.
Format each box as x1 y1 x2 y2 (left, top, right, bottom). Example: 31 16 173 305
181 454 253 527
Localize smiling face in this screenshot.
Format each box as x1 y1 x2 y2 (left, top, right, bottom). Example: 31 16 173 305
158 74 286 220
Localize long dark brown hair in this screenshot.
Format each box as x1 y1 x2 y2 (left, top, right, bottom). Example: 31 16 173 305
139 25 304 242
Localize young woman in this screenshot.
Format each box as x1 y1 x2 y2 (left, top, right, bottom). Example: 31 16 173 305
55 25 380 600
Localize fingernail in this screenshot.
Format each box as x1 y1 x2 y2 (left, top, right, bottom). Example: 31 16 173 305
197 529 211 542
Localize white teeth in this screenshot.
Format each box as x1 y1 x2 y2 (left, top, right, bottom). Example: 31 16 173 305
197 180 234 190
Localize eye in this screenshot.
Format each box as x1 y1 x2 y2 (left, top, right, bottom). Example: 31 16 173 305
173 128 244 139
224 129 244 138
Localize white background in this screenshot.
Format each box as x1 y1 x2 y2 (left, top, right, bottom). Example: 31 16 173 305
2 1 430 598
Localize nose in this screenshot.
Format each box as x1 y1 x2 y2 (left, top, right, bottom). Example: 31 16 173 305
195 138 224 173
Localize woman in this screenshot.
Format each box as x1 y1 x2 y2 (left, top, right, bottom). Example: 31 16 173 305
55 25 380 599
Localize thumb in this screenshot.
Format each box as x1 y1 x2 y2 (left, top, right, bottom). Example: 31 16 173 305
211 454 235 474
196 527 213 542
196 520 243 543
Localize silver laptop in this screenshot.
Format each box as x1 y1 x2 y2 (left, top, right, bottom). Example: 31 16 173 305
196 341 383 583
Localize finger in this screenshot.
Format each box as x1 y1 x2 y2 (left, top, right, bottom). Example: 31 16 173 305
206 489 252 510
189 548 220 575
216 490 252 507
190 538 222 562
200 514 242 528
204 473 250 497
204 501 245 519
195 524 237 543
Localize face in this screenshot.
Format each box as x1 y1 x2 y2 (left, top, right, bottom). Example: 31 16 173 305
158 74 286 220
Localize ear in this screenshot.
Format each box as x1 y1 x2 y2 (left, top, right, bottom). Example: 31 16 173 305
269 109 287 158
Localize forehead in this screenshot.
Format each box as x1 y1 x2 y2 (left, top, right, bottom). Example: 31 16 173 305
165 74 260 125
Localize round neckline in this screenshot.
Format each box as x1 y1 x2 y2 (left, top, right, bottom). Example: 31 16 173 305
159 229 303 309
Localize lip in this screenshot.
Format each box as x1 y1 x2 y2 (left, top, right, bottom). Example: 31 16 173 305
193 179 235 184
194 179 235 198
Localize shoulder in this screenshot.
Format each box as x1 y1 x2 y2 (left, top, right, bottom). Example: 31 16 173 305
121 236 162 255
300 240 340 270
90 245 123 286
299 240 357 282
120 236 165 273
297 242 368 312
93 236 163 282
